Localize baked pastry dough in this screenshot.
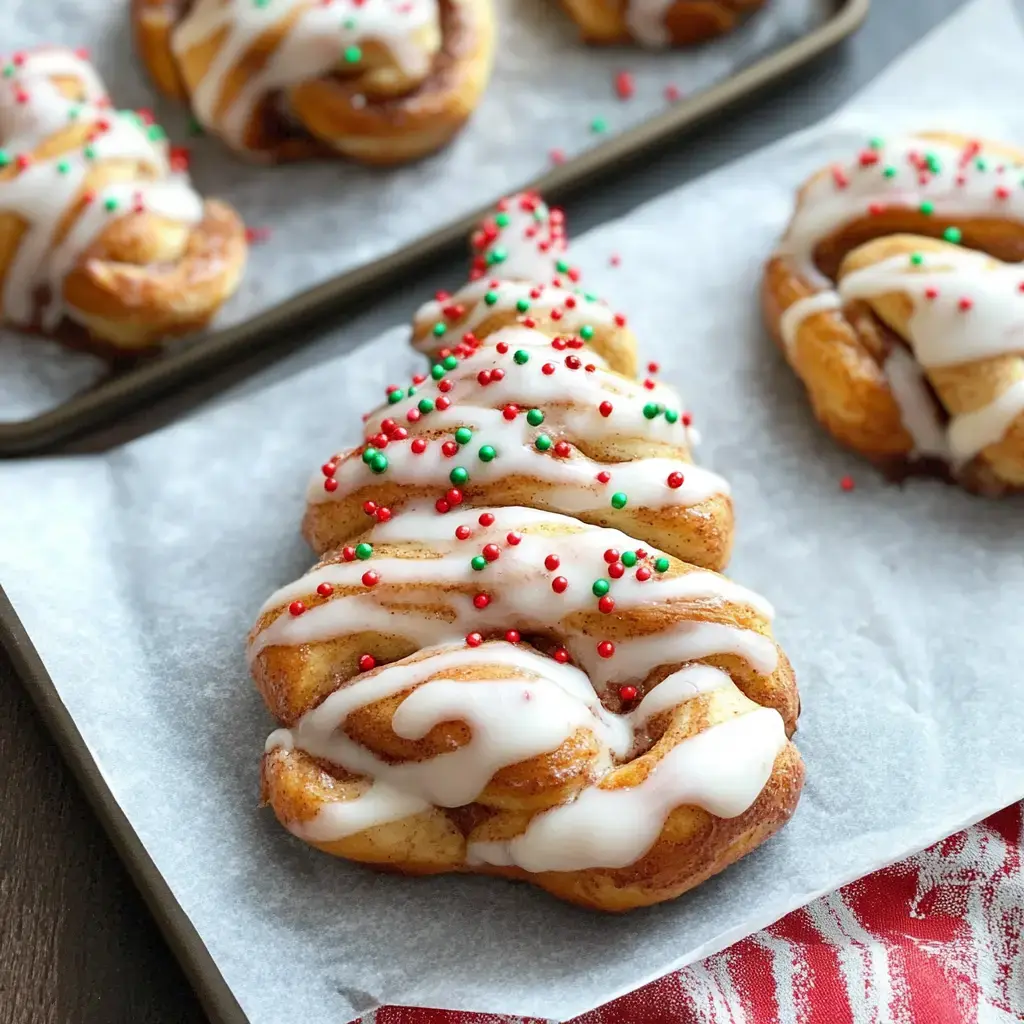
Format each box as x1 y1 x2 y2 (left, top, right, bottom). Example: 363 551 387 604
311 193 734 571
560 0 767 46
250 192 803 911
133 0 496 164
0 47 245 351
764 132 1024 495
251 508 803 911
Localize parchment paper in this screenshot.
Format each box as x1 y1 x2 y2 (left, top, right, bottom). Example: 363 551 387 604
0 0 830 421
3 0 1024 1020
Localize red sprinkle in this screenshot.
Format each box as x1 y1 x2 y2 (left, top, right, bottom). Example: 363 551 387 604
597 641 615 659
550 148 566 165
553 441 571 458
551 576 568 594
832 166 850 189
289 601 305 616
446 488 463 506
506 531 522 546
643 379 655 390
466 632 483 647
362 500 377 515
316 583 333 597
924 287 939 301
479 512 495 526
599 401 613 417
615 70 635 100
436 396 451 411
664 84 681 102
342 546 357 562
482 543 501 562
505 630 521 643
442 441 459 458
619 685 637 702
407 409 421 423
503 404 520 420
438 379 454 393
473 593 491 609
375 507 392 523
553 647 570 664
607 561 625 580
598 596 615 614
840 475 855 492
545 554 561 571
358 654 376 672
542 363 556 375
667 471 685 488
958 297 973 312
456 525 472 540
361 571 379 587
477 370 492 386
635 566 652 582
322 462 338 478
491 368 505 382
411 438 427 454
596 471 611 484
435 498 451 514
647 362 660 374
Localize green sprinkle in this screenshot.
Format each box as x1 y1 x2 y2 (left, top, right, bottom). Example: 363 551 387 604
355 543 374 560
454 427 473 445
432 322 447 337
495 212 509 228
342 17 357 29
919 201 934 216
513 349 530 365
67 105 82 121
591 117 607 134
654 557 670 573
408 385 417 396
664 409 679 424
431 364 446 380
484 290 499 306
1 64 13 79
442 354 458 370
526 409 544 426
579 325 594 341
420 398 436 415
516 298 530 313
103 197 118 212
344 45 362 63
621 551 638 568
555 259 570 274
610 492 627 510
976 158 988 171
369 453 388 474
253 0 271 7
188 116 204 136
361 447 378 465
471 555 487 571
56 159 70 175
868 136 884 150
0 150 10 168
478 445 496 462
909 253 924 266
943 227 962 244
450 466 469 485
146 124 166 143
926 154 941 174
535 434 552 452
592 579 610 597
387 389 404 404
882 166 896 179
642 403 660 420
487 247 507 266
83 144 96 160
583 291 598 302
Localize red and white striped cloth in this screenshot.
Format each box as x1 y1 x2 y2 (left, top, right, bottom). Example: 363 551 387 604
360 803 1024 1024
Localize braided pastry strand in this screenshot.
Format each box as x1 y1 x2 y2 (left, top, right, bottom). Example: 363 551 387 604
133 0 496 164
559 0 767 47
0 47 246 351
764 132 1024 495
310 193 734 571
251 507 803 911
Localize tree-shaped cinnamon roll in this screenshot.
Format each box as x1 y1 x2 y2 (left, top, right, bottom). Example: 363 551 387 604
0 47 246 351
133 0 496 164
559 0 767 46
250 193 803 911
765 132 1024 495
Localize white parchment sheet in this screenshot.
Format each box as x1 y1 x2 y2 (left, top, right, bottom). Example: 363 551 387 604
0 0 830 421
3 0 1024 1020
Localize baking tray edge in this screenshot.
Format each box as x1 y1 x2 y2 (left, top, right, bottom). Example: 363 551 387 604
0 0 870 458
0 584 249 1024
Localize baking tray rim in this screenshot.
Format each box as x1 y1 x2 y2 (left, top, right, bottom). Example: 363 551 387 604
0 0 870 458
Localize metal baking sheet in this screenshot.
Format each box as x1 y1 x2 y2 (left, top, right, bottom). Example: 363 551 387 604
0 0 867 456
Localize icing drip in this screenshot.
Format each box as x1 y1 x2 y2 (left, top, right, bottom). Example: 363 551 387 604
839 248 1024 462
313 325 723 516
267 641 786 869
0 48 203 331
249 504 777 687
171 0 440 150
625 1 675 47
778 292 841 357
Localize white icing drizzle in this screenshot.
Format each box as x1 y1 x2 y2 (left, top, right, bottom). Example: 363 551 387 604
267 640 786 869
778 291 841 357
249 505 777 688
0 48 203 331
839 248 1024 462
625 1 675 47
780 135 1024 285
171 0 440 151
312 325 725 518
881 346 950 460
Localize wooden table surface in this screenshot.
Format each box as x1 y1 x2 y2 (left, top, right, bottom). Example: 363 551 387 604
0 1 971 1019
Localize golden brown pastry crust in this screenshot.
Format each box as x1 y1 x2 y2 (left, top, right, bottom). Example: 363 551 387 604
560 0 767 46
0 47 245 352
132 0 496 165
764 132 1024 494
